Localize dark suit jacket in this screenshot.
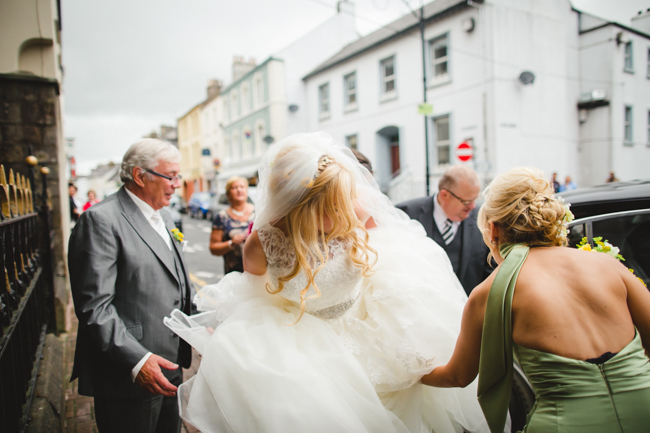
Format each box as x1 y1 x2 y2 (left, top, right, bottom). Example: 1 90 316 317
69 187 192 399
396 195 493 295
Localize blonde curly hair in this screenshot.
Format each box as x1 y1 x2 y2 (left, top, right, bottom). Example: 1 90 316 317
478 167 568 252
267 155 375 323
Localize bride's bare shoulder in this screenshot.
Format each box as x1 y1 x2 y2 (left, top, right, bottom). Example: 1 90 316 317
244 230 267 275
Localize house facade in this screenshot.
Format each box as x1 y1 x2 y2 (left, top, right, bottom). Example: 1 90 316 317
304 0 650 202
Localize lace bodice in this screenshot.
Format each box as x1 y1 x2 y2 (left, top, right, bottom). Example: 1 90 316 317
257 225 363 319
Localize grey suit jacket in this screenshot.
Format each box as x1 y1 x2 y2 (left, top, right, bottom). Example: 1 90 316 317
396 195 493 295
69 187 192 399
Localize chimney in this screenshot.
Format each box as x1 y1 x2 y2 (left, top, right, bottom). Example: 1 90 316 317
207 79 222 100
232 56 257 82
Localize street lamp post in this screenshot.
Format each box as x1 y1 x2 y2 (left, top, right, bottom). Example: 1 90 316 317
419 5 431 196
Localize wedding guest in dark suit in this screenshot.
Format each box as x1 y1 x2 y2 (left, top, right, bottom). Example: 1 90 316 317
396 165 492 295
69 138 193 433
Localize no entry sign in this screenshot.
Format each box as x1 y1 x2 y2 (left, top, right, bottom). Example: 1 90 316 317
457 142 473 162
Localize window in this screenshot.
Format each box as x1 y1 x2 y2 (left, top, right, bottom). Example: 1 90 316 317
231 90 239 119
241 82 250 114
380 56 396 98
647 110 650 145
254 120 266 153
434 115 450 165
319 83 330 118
346 134 357 149
224 136 230 161
223 98 230 123
242 125 252 157
344 72 357 110
232 130 241 159
253 74 264 107
624 106 633 144
647 48 650 78
429 34 449 82
624 41 633 72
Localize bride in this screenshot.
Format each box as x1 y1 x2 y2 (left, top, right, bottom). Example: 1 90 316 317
165 132 490 433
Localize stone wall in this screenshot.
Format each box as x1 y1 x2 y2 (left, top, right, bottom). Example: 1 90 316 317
0 72 70 333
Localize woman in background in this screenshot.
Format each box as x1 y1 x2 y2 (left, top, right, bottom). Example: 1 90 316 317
209 176 255 274
83 190 100 211
422 167 650 433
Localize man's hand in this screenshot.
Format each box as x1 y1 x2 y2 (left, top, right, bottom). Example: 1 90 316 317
135 354 179 397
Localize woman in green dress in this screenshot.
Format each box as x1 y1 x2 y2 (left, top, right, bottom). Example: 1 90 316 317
421 167 650 433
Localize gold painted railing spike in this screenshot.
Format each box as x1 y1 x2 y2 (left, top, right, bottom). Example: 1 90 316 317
0 164 36 219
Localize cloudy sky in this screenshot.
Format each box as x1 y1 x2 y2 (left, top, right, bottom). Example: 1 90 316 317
62 0 649 175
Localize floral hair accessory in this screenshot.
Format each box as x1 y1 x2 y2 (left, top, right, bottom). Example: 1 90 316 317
171 228 184 242
555 196 574 240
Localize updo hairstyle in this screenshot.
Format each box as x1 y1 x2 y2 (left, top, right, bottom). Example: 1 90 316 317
478 167 568 249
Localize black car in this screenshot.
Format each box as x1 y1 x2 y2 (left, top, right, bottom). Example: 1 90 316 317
559 179 650 220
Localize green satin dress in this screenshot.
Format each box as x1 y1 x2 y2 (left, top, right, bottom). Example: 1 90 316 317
478 244 650 433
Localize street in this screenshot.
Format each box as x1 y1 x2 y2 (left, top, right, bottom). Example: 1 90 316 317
180 213 224 291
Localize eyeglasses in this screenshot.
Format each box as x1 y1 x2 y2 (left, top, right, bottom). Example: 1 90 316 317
442 189 476 207
144 168 182 184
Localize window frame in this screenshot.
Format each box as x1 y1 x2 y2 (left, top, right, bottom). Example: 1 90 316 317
647 109 650 146
429 33 450 85
380 55 397 101
231 90 239 120
624 105 633 145
433 114 451 168
624 41 634 73
345 134 358 149
319 82 330 120
647 47 650 79
343 72 357 112
241 82 250 114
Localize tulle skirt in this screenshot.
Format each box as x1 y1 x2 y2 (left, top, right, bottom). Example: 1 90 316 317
165 226 490 433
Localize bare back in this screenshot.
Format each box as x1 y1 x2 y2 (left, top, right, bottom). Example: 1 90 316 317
511 246 649 360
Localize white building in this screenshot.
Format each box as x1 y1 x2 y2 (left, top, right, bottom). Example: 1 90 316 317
303 0 650 202
201 80 224 192
216 1 358 191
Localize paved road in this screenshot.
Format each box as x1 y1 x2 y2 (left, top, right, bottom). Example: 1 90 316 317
180 213 224 290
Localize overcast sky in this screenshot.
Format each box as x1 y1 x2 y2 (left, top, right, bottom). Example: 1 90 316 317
62 0 649 175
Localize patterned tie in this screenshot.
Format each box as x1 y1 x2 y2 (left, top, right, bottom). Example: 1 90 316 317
441 218 454 245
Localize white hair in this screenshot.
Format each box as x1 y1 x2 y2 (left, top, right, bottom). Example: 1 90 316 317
120 138 180 183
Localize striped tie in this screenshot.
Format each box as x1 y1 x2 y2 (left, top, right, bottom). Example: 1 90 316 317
441 218 454 245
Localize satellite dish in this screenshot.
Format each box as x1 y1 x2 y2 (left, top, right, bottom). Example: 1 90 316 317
263 135 274 144
288 104 299 112
518 71 535 85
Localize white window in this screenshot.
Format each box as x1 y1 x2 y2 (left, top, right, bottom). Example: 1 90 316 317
255 120 266 154
241 82 250 114
624 41 634 72
232 130 241 159
429 34 449 82
647 48 650 78
624 106 633 144
647 110 650 145
319 83 330 118
223 98 230 123
242 125 252 157
253 73 264 108
344 72 357 110
434 115 450 165
231 90 239 119
223 136 231 161
345 134 358 149
380 56 396 98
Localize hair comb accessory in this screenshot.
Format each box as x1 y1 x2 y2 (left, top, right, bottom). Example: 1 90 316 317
315 155 333 178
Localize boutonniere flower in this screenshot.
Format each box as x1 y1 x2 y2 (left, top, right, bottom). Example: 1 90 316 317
171 228 184 243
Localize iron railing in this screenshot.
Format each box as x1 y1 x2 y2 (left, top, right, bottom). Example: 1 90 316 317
0 161 56 432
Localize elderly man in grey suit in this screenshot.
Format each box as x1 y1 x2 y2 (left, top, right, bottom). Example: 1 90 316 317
69 139 192 433
396 165 492 295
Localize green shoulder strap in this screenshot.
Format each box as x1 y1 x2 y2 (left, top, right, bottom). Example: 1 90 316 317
477 244 529 433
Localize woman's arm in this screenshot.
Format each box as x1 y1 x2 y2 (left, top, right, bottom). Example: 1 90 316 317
243 230 267 276
622 263 650 353
209 229 233 256
421 283 489 388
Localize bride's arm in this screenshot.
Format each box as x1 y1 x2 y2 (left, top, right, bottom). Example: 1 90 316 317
421 281 490 388
243 230 268 275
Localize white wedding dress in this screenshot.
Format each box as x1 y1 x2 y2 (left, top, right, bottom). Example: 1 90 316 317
165 223 490 433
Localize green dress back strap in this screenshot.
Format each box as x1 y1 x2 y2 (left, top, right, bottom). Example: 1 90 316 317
477 244 529 433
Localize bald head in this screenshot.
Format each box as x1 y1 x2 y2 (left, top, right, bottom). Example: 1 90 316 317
438 165 480 192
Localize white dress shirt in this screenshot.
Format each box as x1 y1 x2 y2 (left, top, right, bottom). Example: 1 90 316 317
125 187 173 381
433 194 461 244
